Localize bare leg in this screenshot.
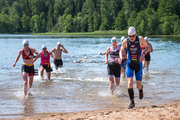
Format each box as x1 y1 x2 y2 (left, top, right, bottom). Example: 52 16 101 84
115 78 120 86
136 80 143 99
40 66 44 78
121 67 125 79
109 76 115 95
146 61 150 70
22 72 28 98
46 72 51 79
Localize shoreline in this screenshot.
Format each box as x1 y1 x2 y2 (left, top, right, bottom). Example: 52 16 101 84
7 102 180 120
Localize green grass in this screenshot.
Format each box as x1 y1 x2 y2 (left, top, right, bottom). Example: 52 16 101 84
32 30 128 36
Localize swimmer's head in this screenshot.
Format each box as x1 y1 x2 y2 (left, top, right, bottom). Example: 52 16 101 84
22 39 29 46
71 55 74 57
121 36 125 42
57 42 61 46
144 37 148 41
111 37 117 42
128 27 136 35
84 56 88 59
42 45 47 50
74 60 77 63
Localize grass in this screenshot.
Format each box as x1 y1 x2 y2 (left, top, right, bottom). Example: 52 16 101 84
32 30 128 36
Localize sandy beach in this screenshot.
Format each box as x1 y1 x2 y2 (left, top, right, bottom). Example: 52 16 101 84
7 102 180 120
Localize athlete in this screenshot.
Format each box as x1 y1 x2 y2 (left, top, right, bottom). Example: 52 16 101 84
13 39 39 98
105 37 121 95
34 45 55 79
119 27 150 108
51 42 68 70
142 37 153 72
120 36 127 79
74 58 87 63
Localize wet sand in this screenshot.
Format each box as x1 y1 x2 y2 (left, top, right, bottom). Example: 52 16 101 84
7 102 180 120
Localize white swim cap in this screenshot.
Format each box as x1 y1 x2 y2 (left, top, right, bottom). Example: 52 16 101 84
111 37 117 42
121 36 125 41
128 27 136 35
22 39 29 45
144 37 148 41
57 42 61 45
42 45 47 49
84 56 87 59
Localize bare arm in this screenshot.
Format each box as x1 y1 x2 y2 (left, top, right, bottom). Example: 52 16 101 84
33 53 41 63
149 44 153 52
13 50 22 67
139 36 150 62
119 39 127 64
49 51 55 59
61 45 68 53
105 47 109 64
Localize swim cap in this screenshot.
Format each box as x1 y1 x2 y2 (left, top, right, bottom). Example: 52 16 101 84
42 45 47 49
84 56 87 59
121 36 125 41
111 37 117 42
144 37 148 41
22 39 29 45
128 27 136 35
57 42 61 45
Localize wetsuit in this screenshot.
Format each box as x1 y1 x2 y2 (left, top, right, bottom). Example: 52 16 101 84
107 46 121 79
142 44 150 61
40 51 52 72
126 36 142 81
21 48 35 76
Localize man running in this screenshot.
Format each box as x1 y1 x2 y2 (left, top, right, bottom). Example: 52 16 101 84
105 37 121 95
142 37 153 72
51 42 68 70
13 39 39 98
119 27 150 108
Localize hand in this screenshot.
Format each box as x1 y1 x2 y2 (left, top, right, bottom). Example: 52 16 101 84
13 63 16 67
105 61 108 64
118 58 122 64
140 54 145 62
29 55 34 59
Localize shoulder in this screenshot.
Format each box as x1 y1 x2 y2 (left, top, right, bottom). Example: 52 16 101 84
29 47 36 51
138 36 144 40
52 48 56 51
19 49 23 53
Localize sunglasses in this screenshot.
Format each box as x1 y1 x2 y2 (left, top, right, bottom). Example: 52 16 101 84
129 35 135 37
111 39 117 42
24 44 29 46
43 48 47 50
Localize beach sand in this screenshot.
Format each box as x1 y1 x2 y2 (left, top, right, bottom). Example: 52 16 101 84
8 102 180 120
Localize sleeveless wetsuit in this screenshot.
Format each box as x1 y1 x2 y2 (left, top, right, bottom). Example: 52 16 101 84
107 46 121 79
40 51 52 72
21 48 35 76
126 36 142 81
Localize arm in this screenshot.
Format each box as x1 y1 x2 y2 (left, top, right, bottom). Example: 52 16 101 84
33 53 41 63
49 51 55 59
119 39 126 64
139 36 150 62
149 43 153 52
61 45 68 53
105 47 109 64
13 50 22 67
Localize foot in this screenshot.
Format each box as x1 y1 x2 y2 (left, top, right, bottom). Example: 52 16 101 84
111 86 116 95
139 85 143 99
128 102 135 109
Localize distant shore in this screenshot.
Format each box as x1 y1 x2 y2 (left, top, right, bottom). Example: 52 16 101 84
8 102 180 120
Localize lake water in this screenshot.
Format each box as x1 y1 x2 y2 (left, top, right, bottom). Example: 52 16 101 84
0 34 180 118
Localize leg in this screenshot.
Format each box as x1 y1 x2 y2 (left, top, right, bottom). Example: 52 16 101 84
115 78 120 86
136 80 143 99
28 75 34 89
127 77 135 108
40 66 44 78
22 72 28 98
146 61 150 70
109 76 115 95
46 72 51 79
121 67 125 79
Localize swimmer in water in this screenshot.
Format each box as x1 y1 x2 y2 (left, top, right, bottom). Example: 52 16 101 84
105 37 121 95
13 39 39 98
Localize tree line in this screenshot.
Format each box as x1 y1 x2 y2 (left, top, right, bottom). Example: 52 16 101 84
0 0 180 35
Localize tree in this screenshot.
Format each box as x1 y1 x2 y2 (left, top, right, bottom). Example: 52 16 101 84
21 13 30 32
114 7 127 30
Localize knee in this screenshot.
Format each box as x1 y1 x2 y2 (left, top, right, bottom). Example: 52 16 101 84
128 82 133 88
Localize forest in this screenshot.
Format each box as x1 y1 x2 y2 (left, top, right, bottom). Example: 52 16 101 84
0 0 180 35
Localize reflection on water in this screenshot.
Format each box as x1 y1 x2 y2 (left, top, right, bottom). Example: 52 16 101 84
0 35 180 118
